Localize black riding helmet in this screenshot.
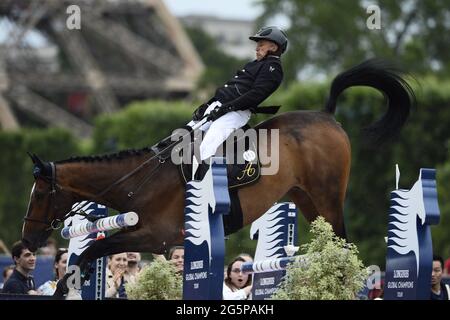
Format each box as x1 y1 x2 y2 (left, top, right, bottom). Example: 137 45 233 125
249 26 288 53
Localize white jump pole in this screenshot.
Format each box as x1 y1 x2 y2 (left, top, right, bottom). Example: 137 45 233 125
61 212 139 239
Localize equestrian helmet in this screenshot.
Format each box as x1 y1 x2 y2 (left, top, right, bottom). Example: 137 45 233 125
249 26 288 53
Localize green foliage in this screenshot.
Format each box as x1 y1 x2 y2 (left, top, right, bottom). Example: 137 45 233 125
434 151 450 258
0 128 81 247
1 75 450 267
184 25 247 93
259 76 450 267
92 101 194 153
277 80 333 112
257 0 450 82
125 259 182 300
272 217 367 300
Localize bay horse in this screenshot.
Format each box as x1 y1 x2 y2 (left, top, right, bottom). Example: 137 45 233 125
22 59 414 295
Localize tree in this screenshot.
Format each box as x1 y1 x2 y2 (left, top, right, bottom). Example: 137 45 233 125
269 77 450 266
184 25 248 94
0 128 81 247
257 0 450 82
434 151 450 260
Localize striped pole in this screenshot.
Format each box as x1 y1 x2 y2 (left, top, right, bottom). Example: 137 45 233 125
241 255 308 274
61 212 139 239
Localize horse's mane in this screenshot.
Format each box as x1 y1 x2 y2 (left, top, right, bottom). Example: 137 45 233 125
56 147 154 164
56 111 332 165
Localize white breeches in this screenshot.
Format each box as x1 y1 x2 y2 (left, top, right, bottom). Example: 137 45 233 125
191 101 252 161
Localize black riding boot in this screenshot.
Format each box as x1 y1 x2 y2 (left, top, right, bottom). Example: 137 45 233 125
194 161 210 181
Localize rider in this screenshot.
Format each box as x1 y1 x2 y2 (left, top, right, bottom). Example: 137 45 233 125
191 26 288 179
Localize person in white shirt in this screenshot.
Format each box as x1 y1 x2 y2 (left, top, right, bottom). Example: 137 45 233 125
106 253 128 298
37 248 68 295
223 257 252 300
168 246 184 274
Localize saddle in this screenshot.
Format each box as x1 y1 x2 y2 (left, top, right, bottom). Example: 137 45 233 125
151 105 279 235
152 125 261 190
152 125 261 235
181 125 261 188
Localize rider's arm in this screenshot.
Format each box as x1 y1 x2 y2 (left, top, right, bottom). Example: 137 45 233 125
227 60 283 111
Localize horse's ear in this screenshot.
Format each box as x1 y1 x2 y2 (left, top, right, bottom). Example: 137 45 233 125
28 152 45 168
28 153 49 178
27 152 37 164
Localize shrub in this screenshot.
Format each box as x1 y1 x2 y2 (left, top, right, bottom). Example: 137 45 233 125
125 259 182 300
272 217 367 300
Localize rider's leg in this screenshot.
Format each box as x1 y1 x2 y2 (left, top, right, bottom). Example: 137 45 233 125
199 109 251 161
190 101 251 180
188 101 221 179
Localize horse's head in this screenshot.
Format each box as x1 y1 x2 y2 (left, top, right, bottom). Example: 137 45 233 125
22 154 74 252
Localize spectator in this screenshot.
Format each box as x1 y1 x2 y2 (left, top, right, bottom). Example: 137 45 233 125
2 241 37 294
224 266 228 281
367 279 384 300
444 255 450 276
106 253 128 298
1 265 15 290
37 248 68 295
126 252 141 285
236 253 253 263
38 237 57 257
168 246 184 274
225 253 253 281
223 256 252 300
431 255 450 300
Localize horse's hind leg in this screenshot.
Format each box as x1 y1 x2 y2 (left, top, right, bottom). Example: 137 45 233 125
287 187 320 223
312 193 347 239
287 187 346 239
291 130 350 240
289 169 348 240
305 172 348 239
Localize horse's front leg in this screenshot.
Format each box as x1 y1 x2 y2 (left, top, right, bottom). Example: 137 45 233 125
53 239 108 299
54 230 166 299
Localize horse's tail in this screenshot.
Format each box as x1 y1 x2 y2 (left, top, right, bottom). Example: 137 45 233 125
324 58 415 145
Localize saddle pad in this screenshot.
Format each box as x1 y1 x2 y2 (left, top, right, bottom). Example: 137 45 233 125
180 139 261 190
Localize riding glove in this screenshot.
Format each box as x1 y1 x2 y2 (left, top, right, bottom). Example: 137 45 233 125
207 105 235 121
192 103 208 121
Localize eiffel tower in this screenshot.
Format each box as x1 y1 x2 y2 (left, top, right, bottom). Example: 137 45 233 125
0 0 203 137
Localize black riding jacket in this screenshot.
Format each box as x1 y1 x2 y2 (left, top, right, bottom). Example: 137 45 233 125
210 55 283 111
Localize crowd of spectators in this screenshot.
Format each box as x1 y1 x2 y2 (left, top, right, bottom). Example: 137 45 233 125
1 237 449 300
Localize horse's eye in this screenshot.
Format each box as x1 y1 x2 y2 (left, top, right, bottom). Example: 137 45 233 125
34 180 50 197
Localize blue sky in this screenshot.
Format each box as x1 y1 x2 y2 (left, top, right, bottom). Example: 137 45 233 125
163 0 263 20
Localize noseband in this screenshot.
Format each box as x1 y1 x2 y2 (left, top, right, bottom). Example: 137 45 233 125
23 137 180 232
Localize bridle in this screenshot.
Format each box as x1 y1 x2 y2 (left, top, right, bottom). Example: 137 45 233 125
23 129 190 231
23 162 63 231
